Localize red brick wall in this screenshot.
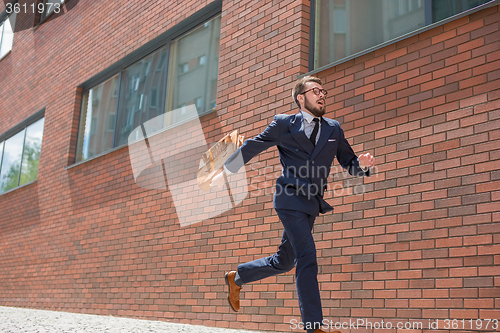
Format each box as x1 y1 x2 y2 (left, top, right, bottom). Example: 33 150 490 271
0 0 499 332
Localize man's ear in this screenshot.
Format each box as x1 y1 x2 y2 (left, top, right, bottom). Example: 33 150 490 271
297 94 304 108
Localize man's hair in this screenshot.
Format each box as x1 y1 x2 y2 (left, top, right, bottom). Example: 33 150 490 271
292 76 323 108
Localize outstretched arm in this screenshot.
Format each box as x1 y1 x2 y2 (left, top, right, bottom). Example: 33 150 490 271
225 116 281 173
211 116 281 188
337 127 374 177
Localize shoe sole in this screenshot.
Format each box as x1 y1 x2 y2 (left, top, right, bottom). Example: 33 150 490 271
225 272 238 312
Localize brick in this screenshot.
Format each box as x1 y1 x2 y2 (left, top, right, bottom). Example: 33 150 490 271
460 74 488 89
432 28 458 44
474 99 500 114
408 91 433 104
459 55 487 71
446 69 473 86
434 100 460 115
447 126 474 140
471 22 500 40
457 38 484 53
394 51 420 67
449 246 477 257
464 277 494 287
472 41 500 58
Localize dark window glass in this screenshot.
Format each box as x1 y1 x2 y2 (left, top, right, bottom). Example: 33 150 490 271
114 46 168 147
166 15 221 124
76 75 119 161
314 0 492 69
433 0 492 22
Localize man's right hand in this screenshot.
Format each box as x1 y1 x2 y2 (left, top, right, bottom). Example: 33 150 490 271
210 170 225 189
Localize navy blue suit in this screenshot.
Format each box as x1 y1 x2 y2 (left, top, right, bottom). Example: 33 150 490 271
225 112 369 328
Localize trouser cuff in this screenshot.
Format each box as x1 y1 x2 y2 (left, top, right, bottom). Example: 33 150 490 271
234 270 244 287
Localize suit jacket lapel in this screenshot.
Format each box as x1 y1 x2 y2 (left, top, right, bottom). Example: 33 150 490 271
289 112 315 154
311 117 334 161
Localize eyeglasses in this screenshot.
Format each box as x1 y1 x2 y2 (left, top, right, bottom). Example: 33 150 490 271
300 87 328 97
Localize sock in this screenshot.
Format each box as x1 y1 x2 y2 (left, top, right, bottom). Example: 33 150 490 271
306 329 316 333
234 270 244 287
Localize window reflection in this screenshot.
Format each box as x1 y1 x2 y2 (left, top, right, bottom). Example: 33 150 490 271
115 46 168 147
19 118 45 186
166 15 221 124
77 75 119 161
0 131 25 193
0 142 4 177
314 0 492 68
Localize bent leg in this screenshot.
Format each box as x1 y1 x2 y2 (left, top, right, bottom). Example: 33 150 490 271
237 229 296 284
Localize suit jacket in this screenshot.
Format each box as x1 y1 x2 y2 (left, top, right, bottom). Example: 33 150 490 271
225 112 369 216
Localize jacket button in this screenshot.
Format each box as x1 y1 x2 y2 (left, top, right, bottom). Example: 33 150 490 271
295 148 299 152
312 161 315 164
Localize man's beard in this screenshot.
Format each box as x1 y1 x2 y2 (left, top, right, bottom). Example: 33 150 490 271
304 96 325 117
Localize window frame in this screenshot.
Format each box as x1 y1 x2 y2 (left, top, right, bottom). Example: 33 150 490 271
307 0 499 74
0 1 17 61
0 108 45 196
69 0 222 168
0 17 4 55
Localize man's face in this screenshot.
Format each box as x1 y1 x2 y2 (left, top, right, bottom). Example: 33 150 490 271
302 82 326 117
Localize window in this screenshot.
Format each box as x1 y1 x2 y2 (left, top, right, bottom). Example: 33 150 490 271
114 45 168 147
0 117 45 194
312 0 493 69
195 97 203 111
155 50 167 71
76 12 221 163
199 55 207 65
180 63 189 73
166 16 220 124
76 75 119 162
150 89 158 108
0 11 16 60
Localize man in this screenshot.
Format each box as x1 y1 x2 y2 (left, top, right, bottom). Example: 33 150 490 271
211 76 374 333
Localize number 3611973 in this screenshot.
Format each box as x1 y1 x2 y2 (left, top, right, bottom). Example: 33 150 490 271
444 319 499 330
6 2 62 15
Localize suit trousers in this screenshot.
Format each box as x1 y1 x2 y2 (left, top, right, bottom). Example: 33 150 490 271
236 208 323 327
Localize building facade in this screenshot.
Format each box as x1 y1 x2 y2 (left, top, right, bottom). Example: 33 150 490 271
0 0 499 331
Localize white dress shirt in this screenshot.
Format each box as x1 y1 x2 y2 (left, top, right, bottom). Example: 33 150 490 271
301 110 321 145
301 110 369 172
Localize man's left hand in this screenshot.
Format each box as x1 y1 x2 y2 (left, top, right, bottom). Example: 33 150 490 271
359 153 374 170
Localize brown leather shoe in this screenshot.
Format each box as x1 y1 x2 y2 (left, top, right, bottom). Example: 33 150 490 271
225 271 242 312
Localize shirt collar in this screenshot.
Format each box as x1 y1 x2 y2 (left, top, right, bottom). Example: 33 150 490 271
300 110 321 124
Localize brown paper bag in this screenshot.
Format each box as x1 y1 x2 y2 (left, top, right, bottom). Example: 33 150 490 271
197 130 244 192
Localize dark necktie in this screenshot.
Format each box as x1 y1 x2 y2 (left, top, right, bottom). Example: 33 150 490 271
310 118 319 146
